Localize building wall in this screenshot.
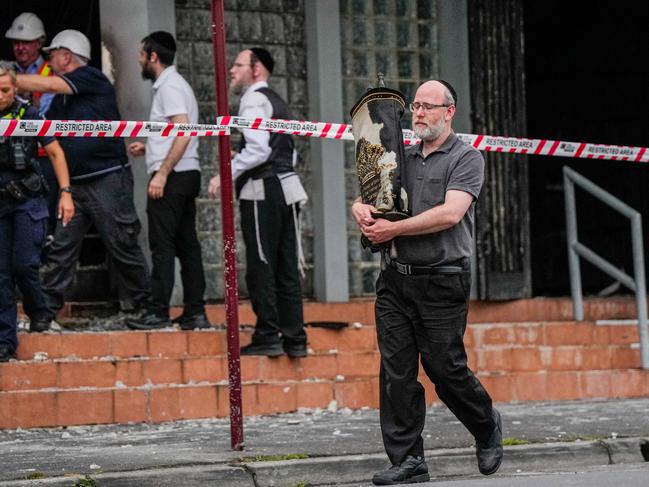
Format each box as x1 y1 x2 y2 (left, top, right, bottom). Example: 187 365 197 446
175 0 441 299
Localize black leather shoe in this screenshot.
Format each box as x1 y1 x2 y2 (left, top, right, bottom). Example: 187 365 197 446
283 342 307 358
126 311 171 330
0 344 17 362
29 319 51 333
178 313 212 330
476 408 503 475
240 342 284 357
372 455 430 485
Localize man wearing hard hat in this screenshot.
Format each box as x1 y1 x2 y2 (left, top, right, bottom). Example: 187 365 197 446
5 12 54 116
6 13 59 243
17 30 152 326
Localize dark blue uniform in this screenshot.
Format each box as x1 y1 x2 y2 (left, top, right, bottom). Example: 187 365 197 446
0 99 54 359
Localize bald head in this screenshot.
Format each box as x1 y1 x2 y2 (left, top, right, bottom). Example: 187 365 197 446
416 80 455 107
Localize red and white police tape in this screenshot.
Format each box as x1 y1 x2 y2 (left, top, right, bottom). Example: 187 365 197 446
2 116 648 163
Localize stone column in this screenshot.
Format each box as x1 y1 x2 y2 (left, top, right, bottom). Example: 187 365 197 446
305 0 350 302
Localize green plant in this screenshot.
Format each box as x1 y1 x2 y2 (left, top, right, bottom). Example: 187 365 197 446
73 475 97 487
22 472 45 480
502 437 531 446
239 453 309 463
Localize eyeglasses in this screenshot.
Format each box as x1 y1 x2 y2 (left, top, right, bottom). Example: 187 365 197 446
409 101 451 112
231 62 253 69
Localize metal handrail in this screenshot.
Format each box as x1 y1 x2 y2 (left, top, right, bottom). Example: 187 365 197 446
563 166 649 369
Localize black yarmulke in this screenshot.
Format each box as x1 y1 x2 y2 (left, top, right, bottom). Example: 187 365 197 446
149 31 176 53
250 47 274 74
436 79 457 106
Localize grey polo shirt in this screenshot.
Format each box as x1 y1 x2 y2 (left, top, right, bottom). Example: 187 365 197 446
394 132 484 266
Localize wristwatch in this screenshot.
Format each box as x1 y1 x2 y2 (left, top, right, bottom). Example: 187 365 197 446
59 186 72 195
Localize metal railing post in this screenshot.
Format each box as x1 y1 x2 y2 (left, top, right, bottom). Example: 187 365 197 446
631 214 649 369
563 166 649 369
563 168 584 320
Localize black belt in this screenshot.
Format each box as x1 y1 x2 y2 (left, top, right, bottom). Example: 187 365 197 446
384 254 468 276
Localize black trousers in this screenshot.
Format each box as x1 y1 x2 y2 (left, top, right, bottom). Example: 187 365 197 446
0 197 48 351
147 170 206 317
375 266 495 465
240 177 305 346
41 168 151 317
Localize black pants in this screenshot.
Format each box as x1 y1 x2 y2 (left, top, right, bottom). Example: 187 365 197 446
0 198 48 351
375 266 495 465
240 177 305 346
147 170 206 317
41 168 151 317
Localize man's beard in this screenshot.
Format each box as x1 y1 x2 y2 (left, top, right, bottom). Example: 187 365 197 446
229 80 246 96
141 63 155 81
413 117 445 141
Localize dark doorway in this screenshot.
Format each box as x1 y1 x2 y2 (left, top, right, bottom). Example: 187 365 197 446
524 1 649 296
1 1 101 68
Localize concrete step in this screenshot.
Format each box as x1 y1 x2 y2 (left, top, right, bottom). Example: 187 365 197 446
50 296 642 327
13 320 640 361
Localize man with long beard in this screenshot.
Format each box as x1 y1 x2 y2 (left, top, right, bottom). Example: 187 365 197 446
208 47 307 358
351 80 503 484
127 31 210 330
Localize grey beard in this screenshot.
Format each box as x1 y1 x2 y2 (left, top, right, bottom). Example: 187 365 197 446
229 82 248 96
413 119 445 141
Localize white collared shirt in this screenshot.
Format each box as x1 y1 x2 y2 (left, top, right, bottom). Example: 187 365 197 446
145 65 200 175
231 80 273 181
233 81 307 206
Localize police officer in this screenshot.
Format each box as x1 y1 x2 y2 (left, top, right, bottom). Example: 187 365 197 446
0 61 73 361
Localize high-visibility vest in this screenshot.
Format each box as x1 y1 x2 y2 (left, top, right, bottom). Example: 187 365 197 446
33 62 53 158
1 101 36 170
32 61 53 106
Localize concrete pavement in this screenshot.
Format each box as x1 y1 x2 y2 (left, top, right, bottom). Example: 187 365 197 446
0 398 648 486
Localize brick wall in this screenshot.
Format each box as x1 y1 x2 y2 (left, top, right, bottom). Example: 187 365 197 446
174 0 440 299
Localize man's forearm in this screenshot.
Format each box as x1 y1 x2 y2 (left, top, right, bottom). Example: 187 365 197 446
17 73 72 94
395 206 458 236
157 136 191 176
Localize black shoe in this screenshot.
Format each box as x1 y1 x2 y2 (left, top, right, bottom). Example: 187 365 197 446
178 313 212 330
476 408 503 475
240 342 284 357
372 455 430 485
126 311 171 330
283 342 307 358
29 319 51 333
0 344 17 362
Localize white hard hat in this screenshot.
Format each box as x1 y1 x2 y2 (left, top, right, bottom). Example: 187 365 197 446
5 12 46 41
43 29 91 60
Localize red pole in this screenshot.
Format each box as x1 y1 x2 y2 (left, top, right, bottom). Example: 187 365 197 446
211 0 244 450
